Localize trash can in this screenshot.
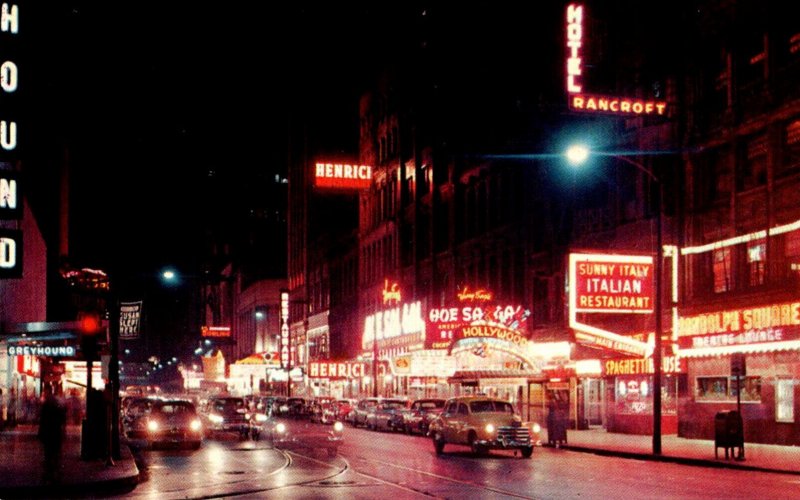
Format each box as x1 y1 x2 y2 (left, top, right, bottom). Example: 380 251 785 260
714 410 743 460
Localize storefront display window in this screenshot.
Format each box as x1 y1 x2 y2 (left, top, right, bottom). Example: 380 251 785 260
696 376 761 402
776 379 795 423
614 376 677 415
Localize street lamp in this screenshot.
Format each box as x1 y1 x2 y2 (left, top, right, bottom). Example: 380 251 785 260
565 144 664 456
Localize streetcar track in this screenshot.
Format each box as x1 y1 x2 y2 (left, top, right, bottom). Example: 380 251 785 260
354 455 536 499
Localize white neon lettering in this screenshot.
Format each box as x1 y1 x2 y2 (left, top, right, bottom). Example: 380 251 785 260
1 61 17 92
0 178 16 209
1 3 19 34
0 236 15 268
0 120 16 150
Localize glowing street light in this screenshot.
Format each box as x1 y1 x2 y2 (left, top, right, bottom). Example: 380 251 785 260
565 143 664 456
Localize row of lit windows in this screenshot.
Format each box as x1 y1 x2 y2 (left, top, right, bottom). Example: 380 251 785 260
709 231 800 294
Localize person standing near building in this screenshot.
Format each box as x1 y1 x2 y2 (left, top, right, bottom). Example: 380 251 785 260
0 388 5 430
8 387 17 428
38 385 67 484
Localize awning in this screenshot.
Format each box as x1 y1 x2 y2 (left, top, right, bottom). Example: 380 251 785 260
447 369 546 384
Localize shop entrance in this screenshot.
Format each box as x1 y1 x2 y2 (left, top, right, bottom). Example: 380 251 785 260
584 378 604 427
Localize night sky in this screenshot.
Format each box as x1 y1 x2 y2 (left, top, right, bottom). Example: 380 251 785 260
15 2 570 277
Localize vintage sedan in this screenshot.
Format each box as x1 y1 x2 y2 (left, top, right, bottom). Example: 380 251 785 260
201 396 250 439
365 399 407 431
402 398 446 435
429 396 539 458
256 407 344 457
142 399 203 449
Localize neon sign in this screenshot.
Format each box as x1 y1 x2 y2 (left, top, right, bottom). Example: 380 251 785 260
563 4 668 116
566 3 583 94
382 279 401 305
678 301 800 350
572 254 654 313
456 286 493 302
314 162 373 189
280 291 291 368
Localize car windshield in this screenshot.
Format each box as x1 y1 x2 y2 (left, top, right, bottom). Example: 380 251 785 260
157 402 196 415
214 399 245 412
469 400 514 414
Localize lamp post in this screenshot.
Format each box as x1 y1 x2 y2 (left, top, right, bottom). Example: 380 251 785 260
566 144 663 456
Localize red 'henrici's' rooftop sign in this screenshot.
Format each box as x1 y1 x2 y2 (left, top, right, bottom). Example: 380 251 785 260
314 162 373 189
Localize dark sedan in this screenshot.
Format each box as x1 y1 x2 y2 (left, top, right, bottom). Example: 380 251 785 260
402 398 446 435
141 399 203 449
256 407 344 457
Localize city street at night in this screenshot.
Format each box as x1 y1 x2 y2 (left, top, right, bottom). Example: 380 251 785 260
120 426 799 499
3 1 800 498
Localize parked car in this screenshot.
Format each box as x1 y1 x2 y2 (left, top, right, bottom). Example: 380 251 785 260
255 406 344 457
402 398 446 435
201 396 250 439
348 397 380 427
365 399 407 431
141 399 203 449
322 399 355 425
428 396 540 458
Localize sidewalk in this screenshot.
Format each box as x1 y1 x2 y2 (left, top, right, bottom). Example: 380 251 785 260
545 428 800 475
0 424 139 498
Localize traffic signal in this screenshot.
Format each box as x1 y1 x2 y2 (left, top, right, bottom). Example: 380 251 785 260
78 310 103 336
77 310 103 360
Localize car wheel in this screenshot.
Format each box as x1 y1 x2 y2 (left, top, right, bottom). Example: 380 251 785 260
520 446 533 458
433 432 445 455
469 432 486 456
327 447 338 458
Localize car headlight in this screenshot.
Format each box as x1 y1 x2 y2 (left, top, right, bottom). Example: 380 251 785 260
532 423 541 433
485 423 495 434
190 419 202 432
255 413 268 423
275 422 287 434
333 422 344 432
209 414 224 424
147 420 159 432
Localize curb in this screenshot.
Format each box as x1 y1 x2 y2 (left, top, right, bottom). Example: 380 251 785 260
0 474 139 499
544 443 800 476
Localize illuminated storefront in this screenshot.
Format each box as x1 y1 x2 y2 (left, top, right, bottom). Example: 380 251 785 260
677 301 800 444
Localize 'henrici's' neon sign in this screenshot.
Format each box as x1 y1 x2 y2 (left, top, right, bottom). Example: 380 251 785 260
565 3 668 116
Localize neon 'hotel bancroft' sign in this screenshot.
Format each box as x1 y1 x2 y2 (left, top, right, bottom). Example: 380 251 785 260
566 3 668 116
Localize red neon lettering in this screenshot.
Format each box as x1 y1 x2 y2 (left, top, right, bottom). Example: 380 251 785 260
572 95 585 109
620 101 631 112
610 100 619 112
566 4 584 93
632 102 644 113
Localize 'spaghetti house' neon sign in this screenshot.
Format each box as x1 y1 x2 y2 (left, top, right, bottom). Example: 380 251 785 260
565 3 667 116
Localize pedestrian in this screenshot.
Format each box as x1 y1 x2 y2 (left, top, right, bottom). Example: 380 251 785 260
0 388 5 430
38 385 67 485
8 387 17 427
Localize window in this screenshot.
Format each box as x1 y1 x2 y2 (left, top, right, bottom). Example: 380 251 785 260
776 379 795 423
778 119 800 177
696 377 728 401
713 248 732 293
747 240 766 286
736 134 768 192
696 376 762 402
786 231 800 277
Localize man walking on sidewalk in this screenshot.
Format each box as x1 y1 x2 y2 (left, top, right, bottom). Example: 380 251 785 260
38 385 67 485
